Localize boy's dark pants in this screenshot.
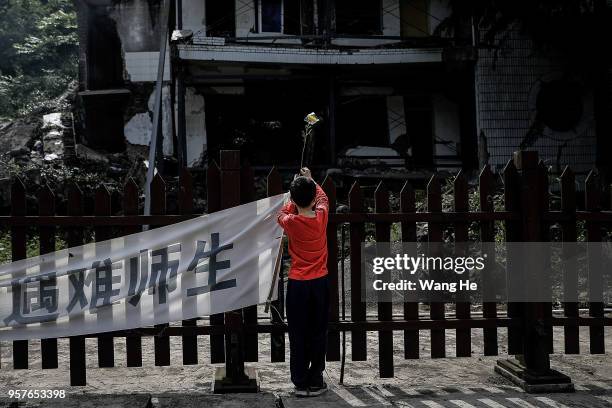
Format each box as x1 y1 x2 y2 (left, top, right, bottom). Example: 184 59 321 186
286 275 329 388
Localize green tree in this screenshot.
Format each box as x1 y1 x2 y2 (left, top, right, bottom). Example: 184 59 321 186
0 0 78 119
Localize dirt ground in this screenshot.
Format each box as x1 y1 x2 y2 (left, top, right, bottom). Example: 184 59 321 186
0 322 610 396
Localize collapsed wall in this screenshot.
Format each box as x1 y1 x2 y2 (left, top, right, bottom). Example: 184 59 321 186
74 0 206 167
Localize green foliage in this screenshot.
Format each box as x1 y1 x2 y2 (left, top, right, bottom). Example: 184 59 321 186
0 0 78 118
0 228 68 265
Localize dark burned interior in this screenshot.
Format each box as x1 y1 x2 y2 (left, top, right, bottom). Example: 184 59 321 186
194 63 477 170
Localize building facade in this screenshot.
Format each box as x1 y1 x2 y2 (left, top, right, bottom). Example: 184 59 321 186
74 0 607 178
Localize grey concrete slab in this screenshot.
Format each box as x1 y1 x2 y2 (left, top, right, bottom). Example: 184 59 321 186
155 393 277 408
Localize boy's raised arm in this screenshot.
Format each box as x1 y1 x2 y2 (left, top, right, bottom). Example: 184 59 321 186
277 200 297 228
314 184 329 214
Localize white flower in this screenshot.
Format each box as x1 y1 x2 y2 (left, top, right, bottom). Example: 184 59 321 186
304 112 320 125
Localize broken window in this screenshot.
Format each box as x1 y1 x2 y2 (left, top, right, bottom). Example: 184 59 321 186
204 81 324 165
206 0 235 37
261 0 282 32
335 0 382 35
400 0 430 37
337 96 389 149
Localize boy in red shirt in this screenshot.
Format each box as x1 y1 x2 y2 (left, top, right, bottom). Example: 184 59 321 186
277 167 329 397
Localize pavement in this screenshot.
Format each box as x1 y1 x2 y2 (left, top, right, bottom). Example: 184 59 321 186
1 327 610 407
280 381 612 408
1 381 611 407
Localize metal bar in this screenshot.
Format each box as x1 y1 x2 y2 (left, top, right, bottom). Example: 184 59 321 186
3 209 611 228
0 211 523 227
80 318 524 338
144 0 171 218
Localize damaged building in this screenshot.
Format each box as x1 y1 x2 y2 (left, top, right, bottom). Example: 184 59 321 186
73 0 610 179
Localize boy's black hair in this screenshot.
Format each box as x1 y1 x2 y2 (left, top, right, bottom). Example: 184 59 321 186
290 176 316 208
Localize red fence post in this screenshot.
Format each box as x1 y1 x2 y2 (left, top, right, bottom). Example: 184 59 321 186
323 176 340 362
11 178 28 369
179 168 199 365
375 181 393 377
241 161 259 363
349 182 367 361
67 183 86 386
503 159 523 355
207 161 226 364
427 174 445 358
560 167 579 355
213 150 257 393
495 151 573 392
123 178 143 367
267 166 285 363
39 184 59 369
479 166 498 356
585 170 605 354
95 185 115 368
151 174 171 367
453 171 471 357
400 181 419 359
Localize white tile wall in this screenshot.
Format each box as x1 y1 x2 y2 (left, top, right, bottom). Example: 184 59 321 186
178 45 443 65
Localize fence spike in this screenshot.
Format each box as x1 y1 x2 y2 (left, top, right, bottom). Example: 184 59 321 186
94 184 111 213
179 167 193 189
123 179 139 211
400 181 414 213
321 175 336 196
560 165 573 181
400 180 413 198
38 183 55 204
375 181 389 213
453 171 468 212
479 164 494 184
585 169 601 210
179 168 194 214
453 169 466 186
267 166 282 196
11 177 25 198
348 181 362 208
427 174 442 212
426 173 441 192
502 158 516 174
207 161 221 214
151 173 166 215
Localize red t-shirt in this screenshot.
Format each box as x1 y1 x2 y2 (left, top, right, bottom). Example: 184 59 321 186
277 184 329 280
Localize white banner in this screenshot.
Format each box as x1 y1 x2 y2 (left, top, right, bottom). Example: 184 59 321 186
0 194 286 341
